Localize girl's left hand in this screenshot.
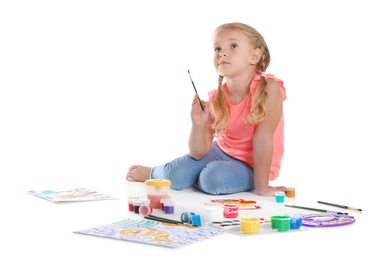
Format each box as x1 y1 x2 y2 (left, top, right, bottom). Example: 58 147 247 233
254 186 287 197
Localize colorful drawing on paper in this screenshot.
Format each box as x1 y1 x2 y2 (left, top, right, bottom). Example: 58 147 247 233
28 188 117 203
74 218 225 248
210 198 261 210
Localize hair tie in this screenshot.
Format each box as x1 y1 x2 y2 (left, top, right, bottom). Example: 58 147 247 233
261 72 266 77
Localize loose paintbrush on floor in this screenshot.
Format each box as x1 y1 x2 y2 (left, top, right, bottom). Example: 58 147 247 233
144 214 183 224
317 201 362 212
284 205 348 215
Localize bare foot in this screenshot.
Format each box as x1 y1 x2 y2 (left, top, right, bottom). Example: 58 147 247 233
126 165 151 182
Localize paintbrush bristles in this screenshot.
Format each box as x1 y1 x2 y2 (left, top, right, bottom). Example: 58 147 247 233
188 69 194 83
188 69 197 92
348 207 362 212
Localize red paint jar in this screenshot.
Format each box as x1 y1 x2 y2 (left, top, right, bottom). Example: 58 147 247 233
223 204 239 218
127 196 139 212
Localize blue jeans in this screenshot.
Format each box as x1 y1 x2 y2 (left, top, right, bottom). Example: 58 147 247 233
150 141 254 195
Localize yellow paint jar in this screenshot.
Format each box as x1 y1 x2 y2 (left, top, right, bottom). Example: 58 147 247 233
240 218 260 234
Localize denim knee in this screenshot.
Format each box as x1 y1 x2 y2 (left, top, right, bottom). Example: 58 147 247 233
196 161 254 195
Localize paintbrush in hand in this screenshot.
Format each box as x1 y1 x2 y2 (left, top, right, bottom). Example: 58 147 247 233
188 69 204 111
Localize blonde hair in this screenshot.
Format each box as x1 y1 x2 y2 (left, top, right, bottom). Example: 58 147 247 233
211 22 271 135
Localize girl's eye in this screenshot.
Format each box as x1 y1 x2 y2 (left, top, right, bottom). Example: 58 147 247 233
214 47 221 52
230 43 238 49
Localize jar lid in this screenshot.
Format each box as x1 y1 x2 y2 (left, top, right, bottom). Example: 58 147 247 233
145 179 171 186
163 200 174 206
133 200 144 206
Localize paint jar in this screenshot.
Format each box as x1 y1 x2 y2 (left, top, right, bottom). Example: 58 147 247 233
289 214 303 229
270 215 290 232
144 179 171 209
286 187 296 198
223 204 239 218
139 203 152 217
275 191 285 203
191 214 203 226
181 212 195 224
163 200 175 214
127 196 139 212
133 200 144 214
160 198 170 211
240 218 260 234
204 202 224 222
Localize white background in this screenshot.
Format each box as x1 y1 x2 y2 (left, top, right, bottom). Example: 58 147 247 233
0 0 383 258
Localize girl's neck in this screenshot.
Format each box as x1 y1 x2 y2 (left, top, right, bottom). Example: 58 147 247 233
225 72 256 105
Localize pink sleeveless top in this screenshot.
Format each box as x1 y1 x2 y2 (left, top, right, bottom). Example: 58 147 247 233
208 73 286 180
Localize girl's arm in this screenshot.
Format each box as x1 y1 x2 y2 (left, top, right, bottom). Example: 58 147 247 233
253 79 287 196
188 94 215 159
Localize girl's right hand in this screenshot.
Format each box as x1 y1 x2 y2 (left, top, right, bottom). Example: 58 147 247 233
190 94 209 127
188 94 214 159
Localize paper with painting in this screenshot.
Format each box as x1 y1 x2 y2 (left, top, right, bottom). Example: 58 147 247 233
74 218 225 248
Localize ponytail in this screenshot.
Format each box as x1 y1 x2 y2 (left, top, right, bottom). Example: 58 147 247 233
211 75 229 136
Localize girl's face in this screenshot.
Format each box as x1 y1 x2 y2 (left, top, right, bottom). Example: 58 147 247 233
212 29 257 78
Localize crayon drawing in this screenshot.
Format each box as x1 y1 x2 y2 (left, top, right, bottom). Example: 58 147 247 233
28 188 117 203
74 218 225 248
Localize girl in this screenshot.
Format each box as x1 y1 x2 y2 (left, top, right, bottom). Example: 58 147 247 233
127 22 287 197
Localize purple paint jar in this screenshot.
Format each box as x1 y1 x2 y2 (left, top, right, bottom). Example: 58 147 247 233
163 200 175 214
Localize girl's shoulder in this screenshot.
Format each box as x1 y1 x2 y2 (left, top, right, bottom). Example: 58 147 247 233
265 73 283 84
265 73 286 100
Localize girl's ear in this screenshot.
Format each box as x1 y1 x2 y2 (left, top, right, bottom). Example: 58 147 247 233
250 48 262 65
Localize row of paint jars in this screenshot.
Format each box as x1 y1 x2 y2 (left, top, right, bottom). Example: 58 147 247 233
127 197 175 216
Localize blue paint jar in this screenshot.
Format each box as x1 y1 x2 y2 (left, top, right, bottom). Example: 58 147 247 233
290 215 303 229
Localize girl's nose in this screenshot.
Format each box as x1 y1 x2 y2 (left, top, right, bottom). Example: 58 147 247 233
219 51 227 58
